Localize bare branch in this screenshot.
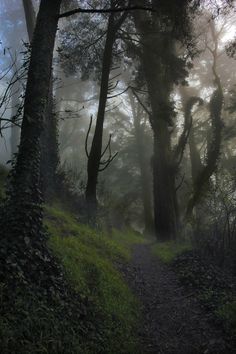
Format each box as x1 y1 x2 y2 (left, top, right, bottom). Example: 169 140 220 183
59 6 155 19
98 133 118 172
85 114 93 158
99 152 118 172
132 88 152 119
107 85 130 99
175 174 185 192
101 134 112 158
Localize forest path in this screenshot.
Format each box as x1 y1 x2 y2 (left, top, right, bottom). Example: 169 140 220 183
122 242 229 354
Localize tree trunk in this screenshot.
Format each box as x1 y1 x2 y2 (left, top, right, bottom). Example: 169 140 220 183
4 0 62 239
10 0 36 157
22 0 36 41
85 4 129 221
129 92 154 236
22 0 60 200
10 77 21 156
133 9 178 240
40 82 60 199
85 12 115 219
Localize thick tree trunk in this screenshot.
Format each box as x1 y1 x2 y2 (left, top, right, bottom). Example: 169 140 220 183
137 131 154 236
153 131 178 240
129 92 154 235
23 0 59 200
40 83 60 199
133 10 178 240
4 0 61 239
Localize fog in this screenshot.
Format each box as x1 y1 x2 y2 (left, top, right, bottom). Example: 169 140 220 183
4 0 236 262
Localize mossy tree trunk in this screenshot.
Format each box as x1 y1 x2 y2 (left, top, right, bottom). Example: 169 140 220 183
133 9 178 241
3 0 62 240
23 0 60 201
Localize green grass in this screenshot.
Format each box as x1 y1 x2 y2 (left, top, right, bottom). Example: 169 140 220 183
110 228 148 255
45 205 141 353
0 200 142 353
216 301 236 333
0 164 7 200
151 240 192 263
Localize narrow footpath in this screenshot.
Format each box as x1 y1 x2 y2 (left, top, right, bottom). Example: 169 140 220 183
122 243 232 354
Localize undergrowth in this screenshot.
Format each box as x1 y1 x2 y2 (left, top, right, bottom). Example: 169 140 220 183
151 237 236 345
0 164 7 200
173 252 236 347
216 301 236 334
45 205 141 353
0 201 141 353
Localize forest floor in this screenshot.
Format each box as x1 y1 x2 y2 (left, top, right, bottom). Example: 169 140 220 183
120 242 235 354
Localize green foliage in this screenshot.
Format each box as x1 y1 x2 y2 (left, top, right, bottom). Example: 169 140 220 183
151 240 192 263
45 205 141 353
111 228 148 254
216 301 236 333
173 252 236 341
0 286 83 354
45 205 130 260
0 164 7 200
0 203 141 353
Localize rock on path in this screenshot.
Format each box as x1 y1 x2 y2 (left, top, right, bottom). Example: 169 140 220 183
122 243 231 354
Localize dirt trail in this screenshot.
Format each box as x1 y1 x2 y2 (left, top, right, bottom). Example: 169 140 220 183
122 243 231 354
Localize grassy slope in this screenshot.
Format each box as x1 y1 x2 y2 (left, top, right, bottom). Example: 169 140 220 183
151 240 192 263
0 164 145 354
44 205 145 353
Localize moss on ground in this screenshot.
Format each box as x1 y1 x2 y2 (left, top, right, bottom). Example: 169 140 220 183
111 228 147 256
45 205 142 353
151 240 192 263
0 201 142 353
216 301 236 335
0 164 7 200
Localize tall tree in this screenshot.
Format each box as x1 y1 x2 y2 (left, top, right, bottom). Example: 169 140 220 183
133 0 193 240
2 0 62 240
128 90 154 235
23 0 60 200
86 0 127 218
186 20 224 217
85 1 129 220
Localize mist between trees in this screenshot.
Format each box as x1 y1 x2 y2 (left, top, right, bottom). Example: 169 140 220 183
0 0 236 308
1 1 236 353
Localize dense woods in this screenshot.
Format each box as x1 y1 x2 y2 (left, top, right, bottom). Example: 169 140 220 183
0 0 236 353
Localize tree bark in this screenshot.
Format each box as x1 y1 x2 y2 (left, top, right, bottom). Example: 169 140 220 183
22 0 60 200
22 0 36 41
4 0 62 238
133 9 178 240
129 92 154 235
85 5 127 220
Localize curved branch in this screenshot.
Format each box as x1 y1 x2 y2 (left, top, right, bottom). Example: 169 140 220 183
186 88 223 218
99 152 118 172
85 115 93 158
174 96 203 167
101 134 112 158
